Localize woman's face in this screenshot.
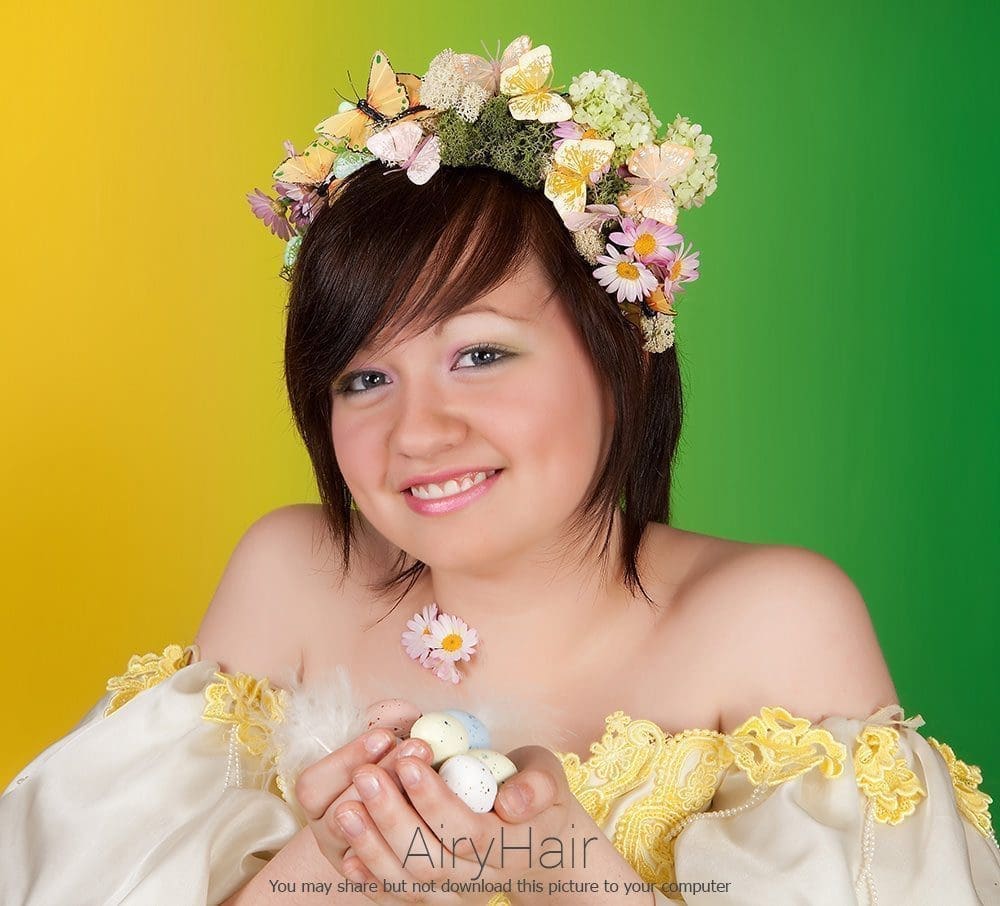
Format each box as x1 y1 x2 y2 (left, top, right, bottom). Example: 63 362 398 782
330 254 613 573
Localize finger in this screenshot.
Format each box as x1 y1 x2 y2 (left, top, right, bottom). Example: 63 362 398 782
331 737 434 810
310 739 434 874
295 729 397 820
333 798 421 889
394 756 499 868
494 746 562 823
350 764 445 883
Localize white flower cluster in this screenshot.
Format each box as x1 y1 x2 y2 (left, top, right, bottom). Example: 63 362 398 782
664 115 718 209
572 228 605 264
420 49 491 123
567 69 661 163
640 312 677 353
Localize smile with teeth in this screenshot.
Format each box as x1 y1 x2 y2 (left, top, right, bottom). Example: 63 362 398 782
409 470 498 499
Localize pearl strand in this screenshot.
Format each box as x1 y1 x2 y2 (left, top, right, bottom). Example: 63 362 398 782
224 723 243 790
854 798 877 905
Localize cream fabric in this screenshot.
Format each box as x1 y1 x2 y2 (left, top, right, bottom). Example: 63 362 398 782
0 660 302 905
2 654 999 905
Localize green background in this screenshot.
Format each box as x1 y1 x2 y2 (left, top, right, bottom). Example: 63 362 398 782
1 0 996 796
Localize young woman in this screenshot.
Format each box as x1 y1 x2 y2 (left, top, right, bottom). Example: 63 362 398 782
2 38 997 906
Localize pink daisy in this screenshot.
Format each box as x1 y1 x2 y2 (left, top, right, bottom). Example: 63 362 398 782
608 218 682 266
246 188 295 241
593 245 658 304
429 656 462 685
401 603 440 665
660 242 701 296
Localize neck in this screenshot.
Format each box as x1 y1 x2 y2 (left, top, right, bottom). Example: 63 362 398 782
403 509 653 678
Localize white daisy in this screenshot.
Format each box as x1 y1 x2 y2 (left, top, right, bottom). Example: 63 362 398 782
428 613 479 663
593 244 658 303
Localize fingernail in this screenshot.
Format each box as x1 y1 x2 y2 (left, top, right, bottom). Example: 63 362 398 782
355 772 380 800
337 809 364 837
364 731 392 755
500 782 529 815
397 762 421 787
398 739 425 758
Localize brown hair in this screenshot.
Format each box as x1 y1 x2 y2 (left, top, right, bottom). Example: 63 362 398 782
284 164 683 610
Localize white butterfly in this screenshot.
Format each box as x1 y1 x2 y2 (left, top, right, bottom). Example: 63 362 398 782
365 121 441 186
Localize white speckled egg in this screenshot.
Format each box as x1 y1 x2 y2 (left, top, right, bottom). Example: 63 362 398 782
443 710 491 749
365 699 422 738
439 755 498 813
467 749 518 784
409 712 469 766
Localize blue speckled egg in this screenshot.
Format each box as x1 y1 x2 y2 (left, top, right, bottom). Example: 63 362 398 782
443 709 491 749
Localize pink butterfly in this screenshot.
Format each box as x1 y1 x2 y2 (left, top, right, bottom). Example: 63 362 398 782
365 121 441 186
622 142 696 226
453 35 532 95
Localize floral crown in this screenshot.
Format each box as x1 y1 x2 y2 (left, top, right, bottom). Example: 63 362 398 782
248 36 718 353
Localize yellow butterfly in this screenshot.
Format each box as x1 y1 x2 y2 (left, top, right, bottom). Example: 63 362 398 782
499 45 572 123
543 139 616 218
621 142 696 226
454 35 532 95
315 50 426 151
271 138 340 191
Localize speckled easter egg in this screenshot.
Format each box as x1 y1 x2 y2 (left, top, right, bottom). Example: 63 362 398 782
364 699 422 738
439 755 498 813
409 712 469 766
443 710 491 749
467 749 518 784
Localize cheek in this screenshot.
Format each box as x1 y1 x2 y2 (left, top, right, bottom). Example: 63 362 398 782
330 412 382 490
494 362 606 486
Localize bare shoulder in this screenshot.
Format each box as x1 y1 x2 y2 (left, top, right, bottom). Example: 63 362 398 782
658 532 898 731
193 503 339 687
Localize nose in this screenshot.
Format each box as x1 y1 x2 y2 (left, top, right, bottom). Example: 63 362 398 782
388 378 468 460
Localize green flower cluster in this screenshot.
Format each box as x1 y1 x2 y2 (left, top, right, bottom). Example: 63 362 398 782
567 69 662 167
436 97 554 189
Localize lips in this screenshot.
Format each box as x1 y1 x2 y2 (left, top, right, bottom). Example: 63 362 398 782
402 468 503 516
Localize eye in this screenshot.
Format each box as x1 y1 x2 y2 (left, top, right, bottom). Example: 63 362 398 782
455 344 510 369
333 344 513 396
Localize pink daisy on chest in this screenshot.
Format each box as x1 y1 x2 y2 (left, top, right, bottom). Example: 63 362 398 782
401 604 480 684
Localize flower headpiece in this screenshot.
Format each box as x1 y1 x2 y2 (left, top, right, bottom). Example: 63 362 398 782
248 37 718 353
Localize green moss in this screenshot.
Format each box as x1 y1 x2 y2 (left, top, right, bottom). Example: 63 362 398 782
437 97 554 189
591 172 629 206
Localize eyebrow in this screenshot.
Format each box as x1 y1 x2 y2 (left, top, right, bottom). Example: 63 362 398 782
433 303 533 335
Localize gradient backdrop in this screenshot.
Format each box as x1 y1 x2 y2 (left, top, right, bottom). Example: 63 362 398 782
1 1 997 794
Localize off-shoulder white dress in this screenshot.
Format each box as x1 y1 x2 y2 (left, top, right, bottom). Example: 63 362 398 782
1 643 998 905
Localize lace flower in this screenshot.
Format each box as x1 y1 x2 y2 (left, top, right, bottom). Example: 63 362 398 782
640 312 677 353
421 49 490 122
573 227 605 264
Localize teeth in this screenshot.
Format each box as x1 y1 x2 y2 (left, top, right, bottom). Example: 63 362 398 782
410 470 496 500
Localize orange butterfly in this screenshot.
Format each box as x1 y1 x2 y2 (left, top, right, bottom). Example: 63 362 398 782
621 142 695 226
315 50 429 150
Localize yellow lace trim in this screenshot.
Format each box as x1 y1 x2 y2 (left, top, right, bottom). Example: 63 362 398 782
928 737 997 842
853 725 926 825
104 643 195 716
556 712 733 891
202 671 288 759
726 706 846 785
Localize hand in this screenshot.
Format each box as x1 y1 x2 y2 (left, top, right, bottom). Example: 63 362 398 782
335 744 648 905
294 728 436 878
